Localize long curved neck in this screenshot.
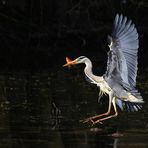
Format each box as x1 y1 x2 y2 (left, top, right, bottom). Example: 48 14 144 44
84 58 103 83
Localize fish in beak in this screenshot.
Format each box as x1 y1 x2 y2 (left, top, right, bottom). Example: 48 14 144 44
63 57 77 67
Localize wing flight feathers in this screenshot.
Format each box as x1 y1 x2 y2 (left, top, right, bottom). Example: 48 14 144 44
105 14 139 88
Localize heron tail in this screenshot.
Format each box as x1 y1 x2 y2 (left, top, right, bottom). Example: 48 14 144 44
116 99 143 112
127 92 144 103
125 102 143 112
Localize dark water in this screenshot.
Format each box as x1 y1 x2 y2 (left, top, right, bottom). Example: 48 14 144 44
0 70 148 148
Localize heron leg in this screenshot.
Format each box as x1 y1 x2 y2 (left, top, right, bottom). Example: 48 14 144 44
93 97 118 125
81 92 113 124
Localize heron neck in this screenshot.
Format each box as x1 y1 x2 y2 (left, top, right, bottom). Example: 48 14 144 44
84 58 103 82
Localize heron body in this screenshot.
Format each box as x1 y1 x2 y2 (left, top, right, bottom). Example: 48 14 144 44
82 57 143 103
63 14 144 125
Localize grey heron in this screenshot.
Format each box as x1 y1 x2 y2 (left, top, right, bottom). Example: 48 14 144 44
63 14 144 125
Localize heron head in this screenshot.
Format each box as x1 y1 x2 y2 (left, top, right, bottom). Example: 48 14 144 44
75 56 87 64
63 56 86 67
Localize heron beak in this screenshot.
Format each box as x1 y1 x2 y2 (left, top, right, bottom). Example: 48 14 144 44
63 57 77 67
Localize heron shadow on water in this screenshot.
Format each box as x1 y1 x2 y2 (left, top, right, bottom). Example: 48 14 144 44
63 14 144 126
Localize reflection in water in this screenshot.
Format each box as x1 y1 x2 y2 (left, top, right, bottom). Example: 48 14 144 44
0 128 147 148
113 138 118 148
0 71 147 147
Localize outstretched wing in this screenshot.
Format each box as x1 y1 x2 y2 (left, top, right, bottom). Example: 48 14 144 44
104 14 139 88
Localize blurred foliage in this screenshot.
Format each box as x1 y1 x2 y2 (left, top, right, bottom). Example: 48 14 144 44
0 70 147 130
0 0 147 70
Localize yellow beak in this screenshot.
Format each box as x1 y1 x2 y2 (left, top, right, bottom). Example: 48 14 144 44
63 57 77 67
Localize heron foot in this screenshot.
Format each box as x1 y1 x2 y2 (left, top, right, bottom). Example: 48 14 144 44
83 119 95 127
80 118 103 126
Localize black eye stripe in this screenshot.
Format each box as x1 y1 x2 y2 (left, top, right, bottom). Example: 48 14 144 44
78 56 85 60
79 57 83 60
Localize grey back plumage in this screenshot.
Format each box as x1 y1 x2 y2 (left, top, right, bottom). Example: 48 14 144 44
105 14 139 88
